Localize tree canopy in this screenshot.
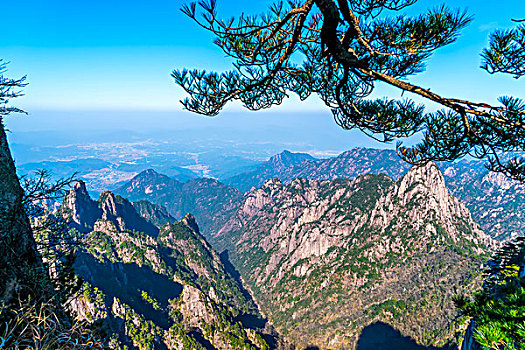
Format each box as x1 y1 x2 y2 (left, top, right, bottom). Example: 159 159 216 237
0 59 26 119
173 0 525 180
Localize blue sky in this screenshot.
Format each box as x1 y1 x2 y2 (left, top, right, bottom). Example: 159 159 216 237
2 0 524 139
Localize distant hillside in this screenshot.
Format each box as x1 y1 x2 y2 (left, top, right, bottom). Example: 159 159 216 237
132 200 176 228
115 169 243 237
440 162 525 241
62 183 274 349
213 163 494 348
225 148 525 241
225 150 317 192
17 158 198 194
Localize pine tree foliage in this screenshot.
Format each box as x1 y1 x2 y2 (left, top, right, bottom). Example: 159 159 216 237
0 59 26 118
0 61 102 349
173 0 525 180
454 237 525 350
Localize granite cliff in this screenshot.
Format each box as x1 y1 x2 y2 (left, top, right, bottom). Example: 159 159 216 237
213 163 494 348
63 183 273 349
226 148 525 241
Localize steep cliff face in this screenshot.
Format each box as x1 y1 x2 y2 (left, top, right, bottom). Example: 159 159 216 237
0 123 48 304
63 184 159 237
66 185 272 349
215 163 493 349
225 148 525 241
115 169 243 237
62 181 101 231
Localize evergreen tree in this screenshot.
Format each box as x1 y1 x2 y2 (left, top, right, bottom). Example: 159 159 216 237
173 0 525 179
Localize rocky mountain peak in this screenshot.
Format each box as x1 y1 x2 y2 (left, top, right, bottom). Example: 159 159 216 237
267 150 315 168
73 180 89 195
142 168 159 176
118 168 181 198
384 162 494 249
63 183 160 237
131 168 164 182
98 190 118 217
63 181 101 231
182 213 200 234
65 180 93 205
397 161 447 200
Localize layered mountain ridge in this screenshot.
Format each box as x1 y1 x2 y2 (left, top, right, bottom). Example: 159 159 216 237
225 148 525 241
118 148 524 241
95 149 509 349
212 162 493 348
62 183 274 350
115 170 242 236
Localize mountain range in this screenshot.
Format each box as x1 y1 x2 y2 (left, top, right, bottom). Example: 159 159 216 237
114 170 242 236
62 182 276 349
117 148 524 242
211 162 493 348
54 147 523 349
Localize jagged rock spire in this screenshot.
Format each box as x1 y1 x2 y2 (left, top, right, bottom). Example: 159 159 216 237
182 213 200 234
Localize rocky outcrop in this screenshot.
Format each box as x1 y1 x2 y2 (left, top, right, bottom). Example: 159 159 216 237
215 163 494 349
371 162 492 250
99 191 159 237
0 122 48 304
63 183 159 237
66 185 272 349
225 148 525 241
62 181 101 232
178 284 216 327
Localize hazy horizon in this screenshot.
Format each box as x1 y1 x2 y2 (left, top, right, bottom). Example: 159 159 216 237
3 0 524 142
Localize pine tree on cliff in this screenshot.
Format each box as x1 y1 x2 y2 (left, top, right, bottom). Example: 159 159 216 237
0 60 50 304
173 0 525 180
0 60 101 349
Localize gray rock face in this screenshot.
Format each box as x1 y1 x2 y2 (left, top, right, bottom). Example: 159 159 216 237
63 183 159 237
214 163 494 348
63 181 101 232
375 162 491 251
181 213 200 234
225 148 525 241
0 123 48 304
179 284 216 327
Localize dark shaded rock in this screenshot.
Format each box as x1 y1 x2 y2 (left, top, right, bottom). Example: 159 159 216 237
0 122 48 304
